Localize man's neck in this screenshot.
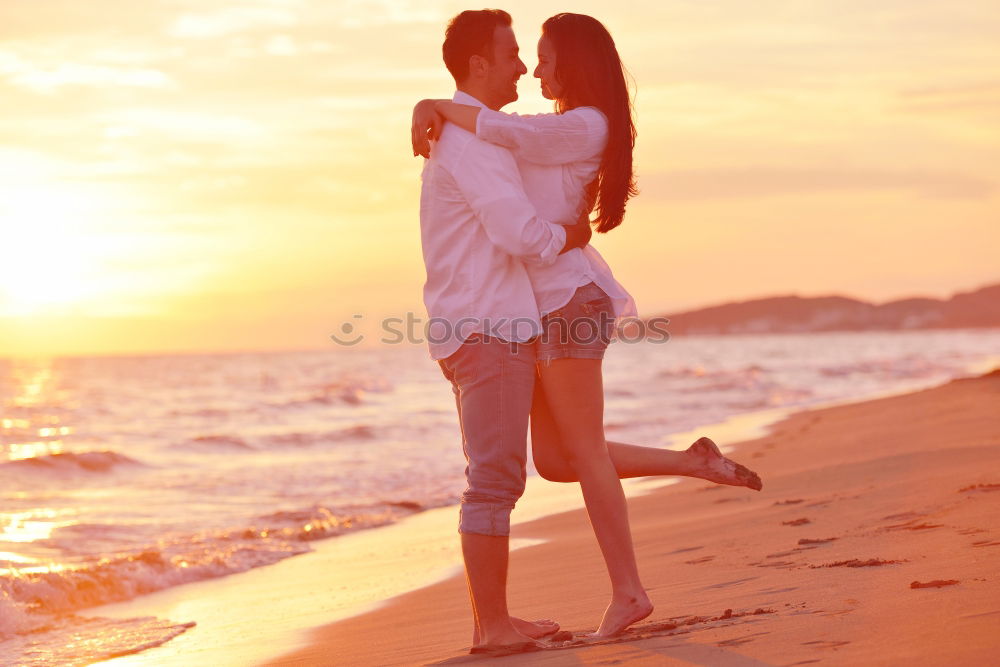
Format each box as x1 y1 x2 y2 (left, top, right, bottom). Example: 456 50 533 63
456 85 501 111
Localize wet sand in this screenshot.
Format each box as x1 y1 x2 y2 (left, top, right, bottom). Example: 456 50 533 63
265 368 1000 666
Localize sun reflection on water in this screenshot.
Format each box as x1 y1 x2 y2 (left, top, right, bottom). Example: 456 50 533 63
10 363 53 408
2 359 73 464
0 561 69 576
0 551 37 564
0 509 63 543
8 440 65 461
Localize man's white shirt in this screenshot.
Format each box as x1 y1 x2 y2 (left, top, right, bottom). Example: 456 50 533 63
419 91 567 360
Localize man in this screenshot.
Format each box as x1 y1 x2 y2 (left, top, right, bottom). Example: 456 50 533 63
416 9 591 655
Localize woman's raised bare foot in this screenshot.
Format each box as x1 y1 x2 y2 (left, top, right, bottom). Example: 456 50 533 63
589 592 654 637
686 436 763 490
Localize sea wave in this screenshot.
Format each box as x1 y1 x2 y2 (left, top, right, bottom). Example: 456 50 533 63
177 434 256 451
174 425 378 452
0 450 143 474
260 424 376 447
266 376 394 409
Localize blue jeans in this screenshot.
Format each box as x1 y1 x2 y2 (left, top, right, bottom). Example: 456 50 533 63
438 334 536 536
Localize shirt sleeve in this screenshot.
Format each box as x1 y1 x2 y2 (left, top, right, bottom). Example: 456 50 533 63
475 107 609 166
449 139 567 266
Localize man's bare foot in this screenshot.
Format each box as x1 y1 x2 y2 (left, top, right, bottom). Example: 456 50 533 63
471 625 544 655
473 617 557 645
589 592 654 637
512 616 559 638
686 436 763 491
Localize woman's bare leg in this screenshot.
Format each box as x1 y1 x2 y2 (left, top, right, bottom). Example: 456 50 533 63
535 358 653 637
531 382 761 489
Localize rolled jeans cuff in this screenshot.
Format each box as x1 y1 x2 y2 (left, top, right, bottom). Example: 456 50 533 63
459 501 513 537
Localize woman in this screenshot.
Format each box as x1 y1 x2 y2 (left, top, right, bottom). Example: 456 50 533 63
412 13 762 637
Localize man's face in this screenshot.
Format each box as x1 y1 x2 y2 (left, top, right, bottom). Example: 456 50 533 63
484 25 527 108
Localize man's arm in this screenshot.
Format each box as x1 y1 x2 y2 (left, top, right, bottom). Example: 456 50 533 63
450 141 589 264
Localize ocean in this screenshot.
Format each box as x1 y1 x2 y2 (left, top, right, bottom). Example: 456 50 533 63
2 329 998 664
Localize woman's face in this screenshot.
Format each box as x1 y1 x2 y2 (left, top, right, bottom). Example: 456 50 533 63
533 34 563 101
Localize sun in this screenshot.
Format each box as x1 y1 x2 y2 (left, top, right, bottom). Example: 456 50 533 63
0 183 117 317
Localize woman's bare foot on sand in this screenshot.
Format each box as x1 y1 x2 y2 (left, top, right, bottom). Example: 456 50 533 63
686 436 763 490
589 592 654 637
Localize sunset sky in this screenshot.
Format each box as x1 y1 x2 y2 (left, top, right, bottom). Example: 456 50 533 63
1 0 998 357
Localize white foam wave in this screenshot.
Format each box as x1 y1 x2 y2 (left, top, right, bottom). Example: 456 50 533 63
0 501 426 638
0 612 195 665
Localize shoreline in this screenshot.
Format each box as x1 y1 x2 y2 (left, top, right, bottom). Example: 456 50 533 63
264 367 1000 665
84 383 816 666
84 364 999 665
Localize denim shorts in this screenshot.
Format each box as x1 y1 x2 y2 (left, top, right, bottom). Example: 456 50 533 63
536 282 615 364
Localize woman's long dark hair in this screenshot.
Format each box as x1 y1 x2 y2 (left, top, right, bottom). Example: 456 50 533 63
542 13 637 233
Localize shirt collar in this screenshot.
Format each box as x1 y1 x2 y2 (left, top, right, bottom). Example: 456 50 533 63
453 90 489 110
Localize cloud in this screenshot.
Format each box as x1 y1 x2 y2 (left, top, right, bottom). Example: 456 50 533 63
643 167 997 200
169 5 298 39
0 53 173 93
894 80 1000 113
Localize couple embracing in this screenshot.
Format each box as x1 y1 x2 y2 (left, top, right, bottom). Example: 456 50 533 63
411 9 762 655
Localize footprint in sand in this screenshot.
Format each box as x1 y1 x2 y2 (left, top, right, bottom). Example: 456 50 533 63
684 555 715 564
958 483 1000 493
884 522 944 531
810 558 905 568
758 585 798 594
542 609 777 653
782 518 811 526
717 631 770 647
910 580 959 588
703 576 759 589
667 545 704 555
802 640 850 650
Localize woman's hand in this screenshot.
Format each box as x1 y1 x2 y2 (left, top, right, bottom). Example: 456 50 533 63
411 99 445 158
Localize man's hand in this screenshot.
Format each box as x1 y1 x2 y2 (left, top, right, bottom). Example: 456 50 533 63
560 209 592 254
411 99 444 158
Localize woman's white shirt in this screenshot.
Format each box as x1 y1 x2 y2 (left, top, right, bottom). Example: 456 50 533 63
475 106 637 320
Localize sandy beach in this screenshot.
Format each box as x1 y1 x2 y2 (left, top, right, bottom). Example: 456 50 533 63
263 368 1000 666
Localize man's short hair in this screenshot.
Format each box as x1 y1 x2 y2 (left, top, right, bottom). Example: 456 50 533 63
442 9 512 83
